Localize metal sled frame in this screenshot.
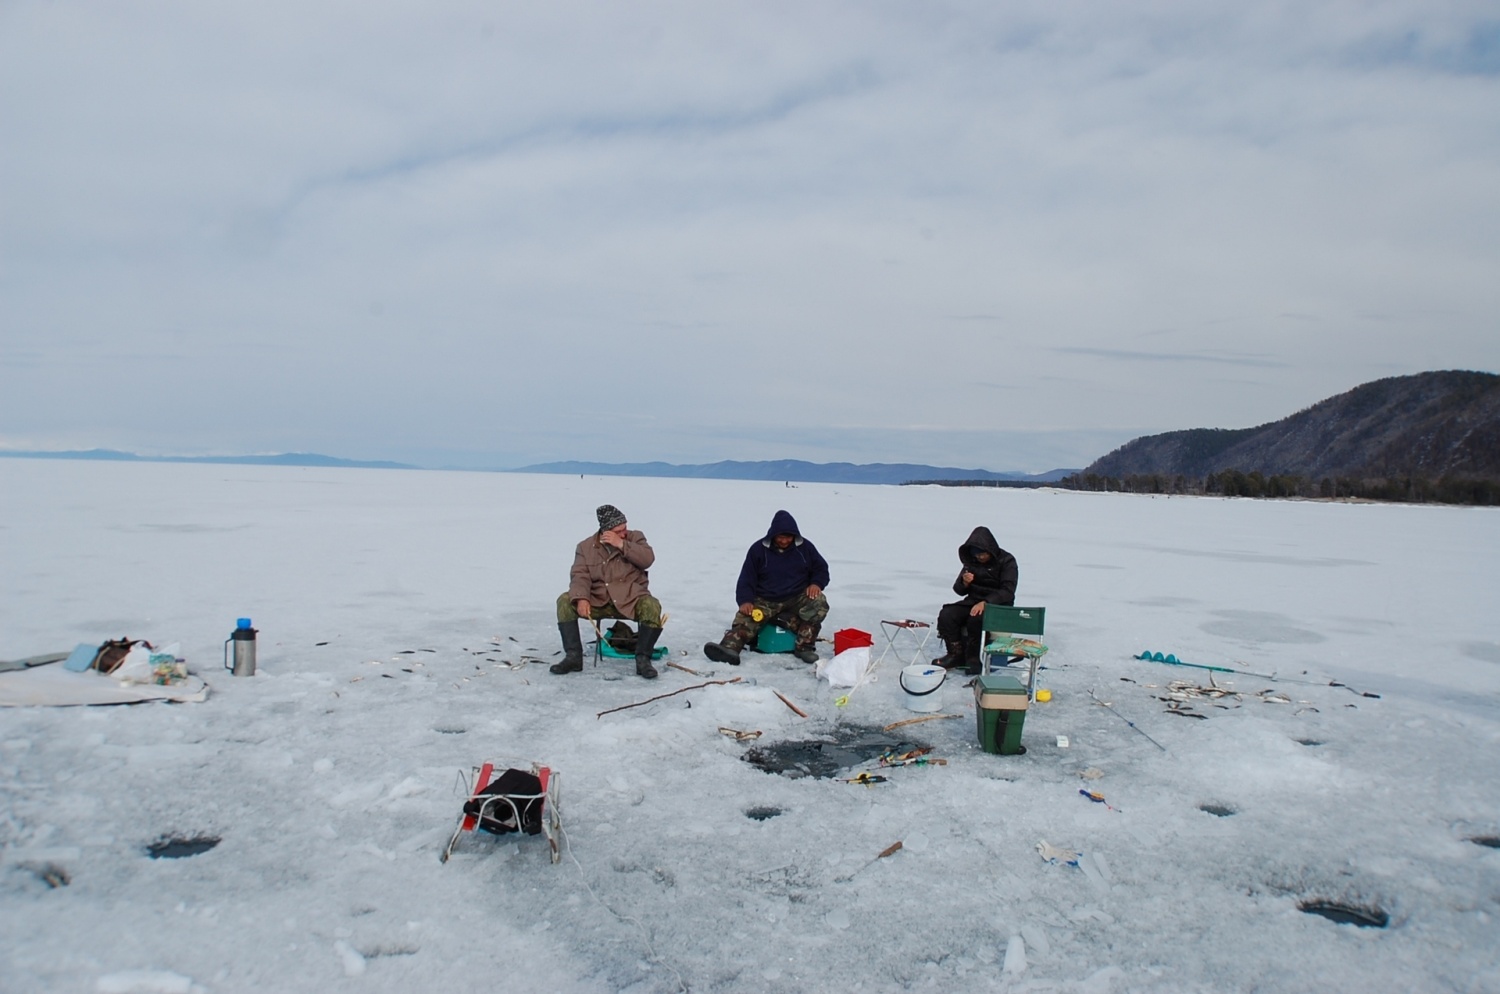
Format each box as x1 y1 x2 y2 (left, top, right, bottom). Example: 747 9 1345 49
440 761 561 864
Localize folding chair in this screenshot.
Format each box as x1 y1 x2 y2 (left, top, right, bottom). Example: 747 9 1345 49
981 605 1048 702
441 761 561 863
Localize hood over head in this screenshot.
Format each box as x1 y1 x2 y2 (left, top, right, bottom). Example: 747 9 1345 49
763 509 803 545
959 526 1003 564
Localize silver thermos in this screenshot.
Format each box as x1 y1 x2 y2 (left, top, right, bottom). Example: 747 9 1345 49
224 618 257 676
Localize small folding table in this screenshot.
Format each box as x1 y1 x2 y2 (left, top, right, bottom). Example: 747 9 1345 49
875 619 934 667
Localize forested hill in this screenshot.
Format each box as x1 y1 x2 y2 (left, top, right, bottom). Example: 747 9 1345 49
1082 370 1500 481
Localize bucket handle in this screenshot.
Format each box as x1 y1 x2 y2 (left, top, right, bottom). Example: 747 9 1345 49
899 668 946 697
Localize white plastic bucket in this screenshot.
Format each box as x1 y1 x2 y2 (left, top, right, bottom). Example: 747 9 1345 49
898 664 946 713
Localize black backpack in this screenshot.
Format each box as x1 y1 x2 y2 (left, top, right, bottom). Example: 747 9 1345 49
604 622 638 654
461 769 544 836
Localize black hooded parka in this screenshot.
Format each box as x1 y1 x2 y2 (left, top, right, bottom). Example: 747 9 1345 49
951 526 1017 606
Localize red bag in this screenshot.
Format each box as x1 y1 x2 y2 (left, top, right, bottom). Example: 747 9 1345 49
833 629 872 655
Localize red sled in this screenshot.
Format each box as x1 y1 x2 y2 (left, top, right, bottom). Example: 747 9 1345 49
441 761 561 864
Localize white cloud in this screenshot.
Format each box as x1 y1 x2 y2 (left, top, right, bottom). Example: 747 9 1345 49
2 1 1497 469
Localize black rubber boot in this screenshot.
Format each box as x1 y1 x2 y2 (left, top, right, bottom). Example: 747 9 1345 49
935 639 965 669
634 625 662 679
963 638 984 677
703 632 744 666
791 620 821 664
550 622 584 674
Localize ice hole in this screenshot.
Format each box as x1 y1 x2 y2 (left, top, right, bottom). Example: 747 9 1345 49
146 835 221 859
1295 738 1325 747
1467 835 1500 849
745 806 783 821
743 725 922 780
1297 900 1388 928
1198 803 1237 817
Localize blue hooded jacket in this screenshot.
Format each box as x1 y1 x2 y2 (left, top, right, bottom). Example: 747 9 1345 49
736 510 831 605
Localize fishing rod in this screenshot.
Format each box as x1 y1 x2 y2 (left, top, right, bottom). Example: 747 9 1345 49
1134 652 1380 698
1089 689 1167 751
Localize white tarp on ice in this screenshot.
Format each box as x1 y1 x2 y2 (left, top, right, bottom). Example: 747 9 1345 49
0 662 209 707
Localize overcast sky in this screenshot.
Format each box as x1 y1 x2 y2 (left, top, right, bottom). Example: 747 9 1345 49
2 2 1497 472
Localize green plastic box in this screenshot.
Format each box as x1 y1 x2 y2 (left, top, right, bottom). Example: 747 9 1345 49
974 673 1029 755
756 624 797 653
599 639 669 661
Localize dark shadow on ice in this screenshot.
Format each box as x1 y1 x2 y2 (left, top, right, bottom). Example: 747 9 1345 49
146 835 221 859
1467 836 1500 849
1298 900 1389 928
745 806 784 821
1460 641 1500 664
1201 609 1325 644
840 583 897 594
743 725 921 780
1198 803 1237 817
1124 544 1374 568
1127 596 1199 608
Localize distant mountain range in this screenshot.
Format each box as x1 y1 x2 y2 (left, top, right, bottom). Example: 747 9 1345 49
12 371 1496 493
0 449 417 471
1082 370 1500 481
0 449 1073 485
510 460 1076 485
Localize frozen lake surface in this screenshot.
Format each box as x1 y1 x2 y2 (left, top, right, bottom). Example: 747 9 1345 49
2 460 1499 993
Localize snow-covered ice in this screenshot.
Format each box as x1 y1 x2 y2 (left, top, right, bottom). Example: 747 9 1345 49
2 459 1499 993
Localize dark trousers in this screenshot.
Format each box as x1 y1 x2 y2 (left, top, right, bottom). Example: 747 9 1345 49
937 600 985 660
727 592 829 648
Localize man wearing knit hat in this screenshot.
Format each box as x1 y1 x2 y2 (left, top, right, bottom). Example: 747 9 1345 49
551 504 664 679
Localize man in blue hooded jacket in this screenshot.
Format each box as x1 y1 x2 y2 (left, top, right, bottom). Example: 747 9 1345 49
704 510 830 666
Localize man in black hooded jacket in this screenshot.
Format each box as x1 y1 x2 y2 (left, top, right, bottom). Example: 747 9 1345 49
936 526 1018 673
704 510 830 666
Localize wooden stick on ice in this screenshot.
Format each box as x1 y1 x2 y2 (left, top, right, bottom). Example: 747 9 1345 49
835 840 904 882
773 690 808 718
595 677 742 718
883 713 963 731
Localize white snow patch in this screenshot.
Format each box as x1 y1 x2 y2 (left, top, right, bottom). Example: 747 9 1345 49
334 939 366 977
1003 933 1027 973
0 463 1495 994
95 971 193 993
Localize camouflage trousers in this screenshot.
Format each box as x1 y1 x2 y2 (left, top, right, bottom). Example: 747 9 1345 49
726 592 829 648
556 592 664 627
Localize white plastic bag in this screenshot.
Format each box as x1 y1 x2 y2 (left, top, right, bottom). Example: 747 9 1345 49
113 641 184 685
816 646 870 688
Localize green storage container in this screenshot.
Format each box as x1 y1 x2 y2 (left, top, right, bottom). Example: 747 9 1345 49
756 624 797 653
975 673 1029 755
599 637 669 661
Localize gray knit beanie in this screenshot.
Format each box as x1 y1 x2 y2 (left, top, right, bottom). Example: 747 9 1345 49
596 504 627 531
